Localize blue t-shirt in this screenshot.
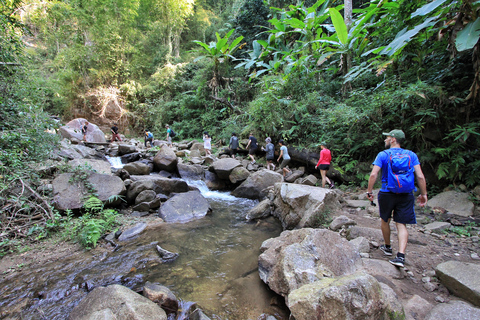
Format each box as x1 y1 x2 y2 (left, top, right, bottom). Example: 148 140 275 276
372 148 420 192
280 145 290 160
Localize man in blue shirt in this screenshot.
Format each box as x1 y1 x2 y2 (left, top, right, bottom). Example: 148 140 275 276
366 129 427 268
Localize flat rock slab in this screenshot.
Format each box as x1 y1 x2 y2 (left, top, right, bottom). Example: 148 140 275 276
119 222 147 241
428 191 474 217
361 258 406 279
346 200 371 208
424 221 451 233
159 191 211 223
426 300 480 320
68 159 112 175
436 260 480 307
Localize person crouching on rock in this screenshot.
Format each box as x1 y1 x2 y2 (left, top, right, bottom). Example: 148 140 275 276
111 123 122 142
145 130 153 147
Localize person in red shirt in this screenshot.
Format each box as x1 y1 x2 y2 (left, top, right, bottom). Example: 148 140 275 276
314 142 334 188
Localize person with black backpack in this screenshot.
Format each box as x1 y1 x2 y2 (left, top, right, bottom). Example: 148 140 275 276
366 129 427 268
166 124 175 148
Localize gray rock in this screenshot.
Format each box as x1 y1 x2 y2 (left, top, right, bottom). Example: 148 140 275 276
258 228 362 297
380 283 404 318
117 144 136 155
177 163 204 180
204 171 225 190
60 118 106 143
404 294 433 320
126 176 188 203
53 173 125 210
118 222 147 241
132 202 150 212
159 191 211 223
346 226 384 242
232 170 283 200
135 190 156 204
191 142 205 156
229 166 250 184
284 170 304 183
211 158 242 180
246 199 272 221
424 221 451 233
425 300 480 320
301 174 318 186
143 281 178 314
190 150 202 158
346 199 371 208
272 183 341 229
68 159 112 175
349 236 370 253
123 161 151 175
428 191 474 217
156 245 179 262
203 155 215 166
436 260 480 307
329 215 357 231
362 258 406 279
287 272 386 320
120 152 141 163
68 284 166 320
153 145 178 172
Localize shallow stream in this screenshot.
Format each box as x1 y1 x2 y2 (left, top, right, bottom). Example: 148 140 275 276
0 179 287 319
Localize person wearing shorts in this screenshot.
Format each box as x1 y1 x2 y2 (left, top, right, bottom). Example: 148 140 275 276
315 141 334 188
262 137 275 170
277 139 291 178
81 121 88 142
166 125 173 148
111 123 122 142
366 129 427 268
246 133 258 164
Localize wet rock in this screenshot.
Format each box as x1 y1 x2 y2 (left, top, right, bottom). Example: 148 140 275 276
123 161 150 175
177 163 204 180
135 190 156 204
68 159 112 175
126 176 188 202
424 221 451 233
232 170 283 200
246 199 272 221
258 228 362 297
118 222 147 241
329 215 356 231
287 272 386 320
68 284 166 320
143 281 178 314
426 300 480 320
118 144 136 155
436 260 480 307
428 191 474 217
205 171 225 190
59 118 106 143
229 166 250 184
53 173 126 210
159 191 211 223
115 168 130 180
156 245 179 262
120 152 141 163
211 158 242 180
272 183 341 229
153 145 178 172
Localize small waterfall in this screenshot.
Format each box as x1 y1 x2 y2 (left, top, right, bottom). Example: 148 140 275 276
184 178 253 204
105 156 124 169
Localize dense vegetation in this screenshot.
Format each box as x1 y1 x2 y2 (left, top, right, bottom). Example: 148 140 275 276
1 0 480 251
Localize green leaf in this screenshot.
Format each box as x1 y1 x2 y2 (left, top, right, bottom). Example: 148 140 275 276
328 8 348 45
455 18 480 52
411 0 448 18
256 40 269 48
285 18 305 29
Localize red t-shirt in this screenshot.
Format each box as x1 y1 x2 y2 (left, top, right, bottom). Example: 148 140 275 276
316 148 332 167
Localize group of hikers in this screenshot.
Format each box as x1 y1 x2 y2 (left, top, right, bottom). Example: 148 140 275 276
87 120 428 269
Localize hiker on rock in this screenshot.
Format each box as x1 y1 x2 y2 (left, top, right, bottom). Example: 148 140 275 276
262 137 275 170
166 125 173 148
245 133 258 164
144 129 154 147
315 141 334 188
82 121 88 142
110 123 122 142
366 129 427 268
277 139 291 179
229 132 239 158
203 132 212 156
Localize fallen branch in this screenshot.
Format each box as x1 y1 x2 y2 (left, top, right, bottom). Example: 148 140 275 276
20 178 55 221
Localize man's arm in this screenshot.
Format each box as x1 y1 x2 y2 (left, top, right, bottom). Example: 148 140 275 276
414 164 428 206
366 165 381 201
277 149 283 162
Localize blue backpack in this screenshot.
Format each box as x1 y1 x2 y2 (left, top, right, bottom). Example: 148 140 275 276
384 149 416 193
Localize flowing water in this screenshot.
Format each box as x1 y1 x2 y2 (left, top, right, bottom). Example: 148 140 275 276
0 179 287 320
105 155 124 169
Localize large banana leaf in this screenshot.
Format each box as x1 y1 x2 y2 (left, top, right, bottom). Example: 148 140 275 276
456 18 480 52
328 8 348 45
411 0 448 18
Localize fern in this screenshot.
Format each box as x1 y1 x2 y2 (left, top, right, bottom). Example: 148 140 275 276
84 196 104 214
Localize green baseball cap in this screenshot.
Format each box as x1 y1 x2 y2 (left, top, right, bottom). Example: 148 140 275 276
382 129 405 139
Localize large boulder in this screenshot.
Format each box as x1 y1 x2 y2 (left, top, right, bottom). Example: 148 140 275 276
191 142 205 156
143 281 179 315
272 183 341 229
59 118 106 143
53 173 125 210
211 158 242 180
117 144 137 155
232 170 283 200
68 284 167 320
246 199 272 221
123 161 151 175
258 228 362 297
177 163 204 180
287 272 386 320
68 159 112 175
153 145 178 172
229 166 250 184
428 191 474 217
159 191 211 223
57 140 99 160
436 260 480 307
425 300 480 320
204 171 226 190
126 176 189 203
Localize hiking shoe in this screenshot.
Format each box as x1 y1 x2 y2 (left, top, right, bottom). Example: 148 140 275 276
329 182 335 189
251 160 256 165
389 256 405 268
379 245 393 256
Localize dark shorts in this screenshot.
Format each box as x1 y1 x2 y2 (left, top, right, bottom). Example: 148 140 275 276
280 159 290 169
378 191 416 224
249 147 257 155
318 164 330 171
230 148 237 156
266 156 274 161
